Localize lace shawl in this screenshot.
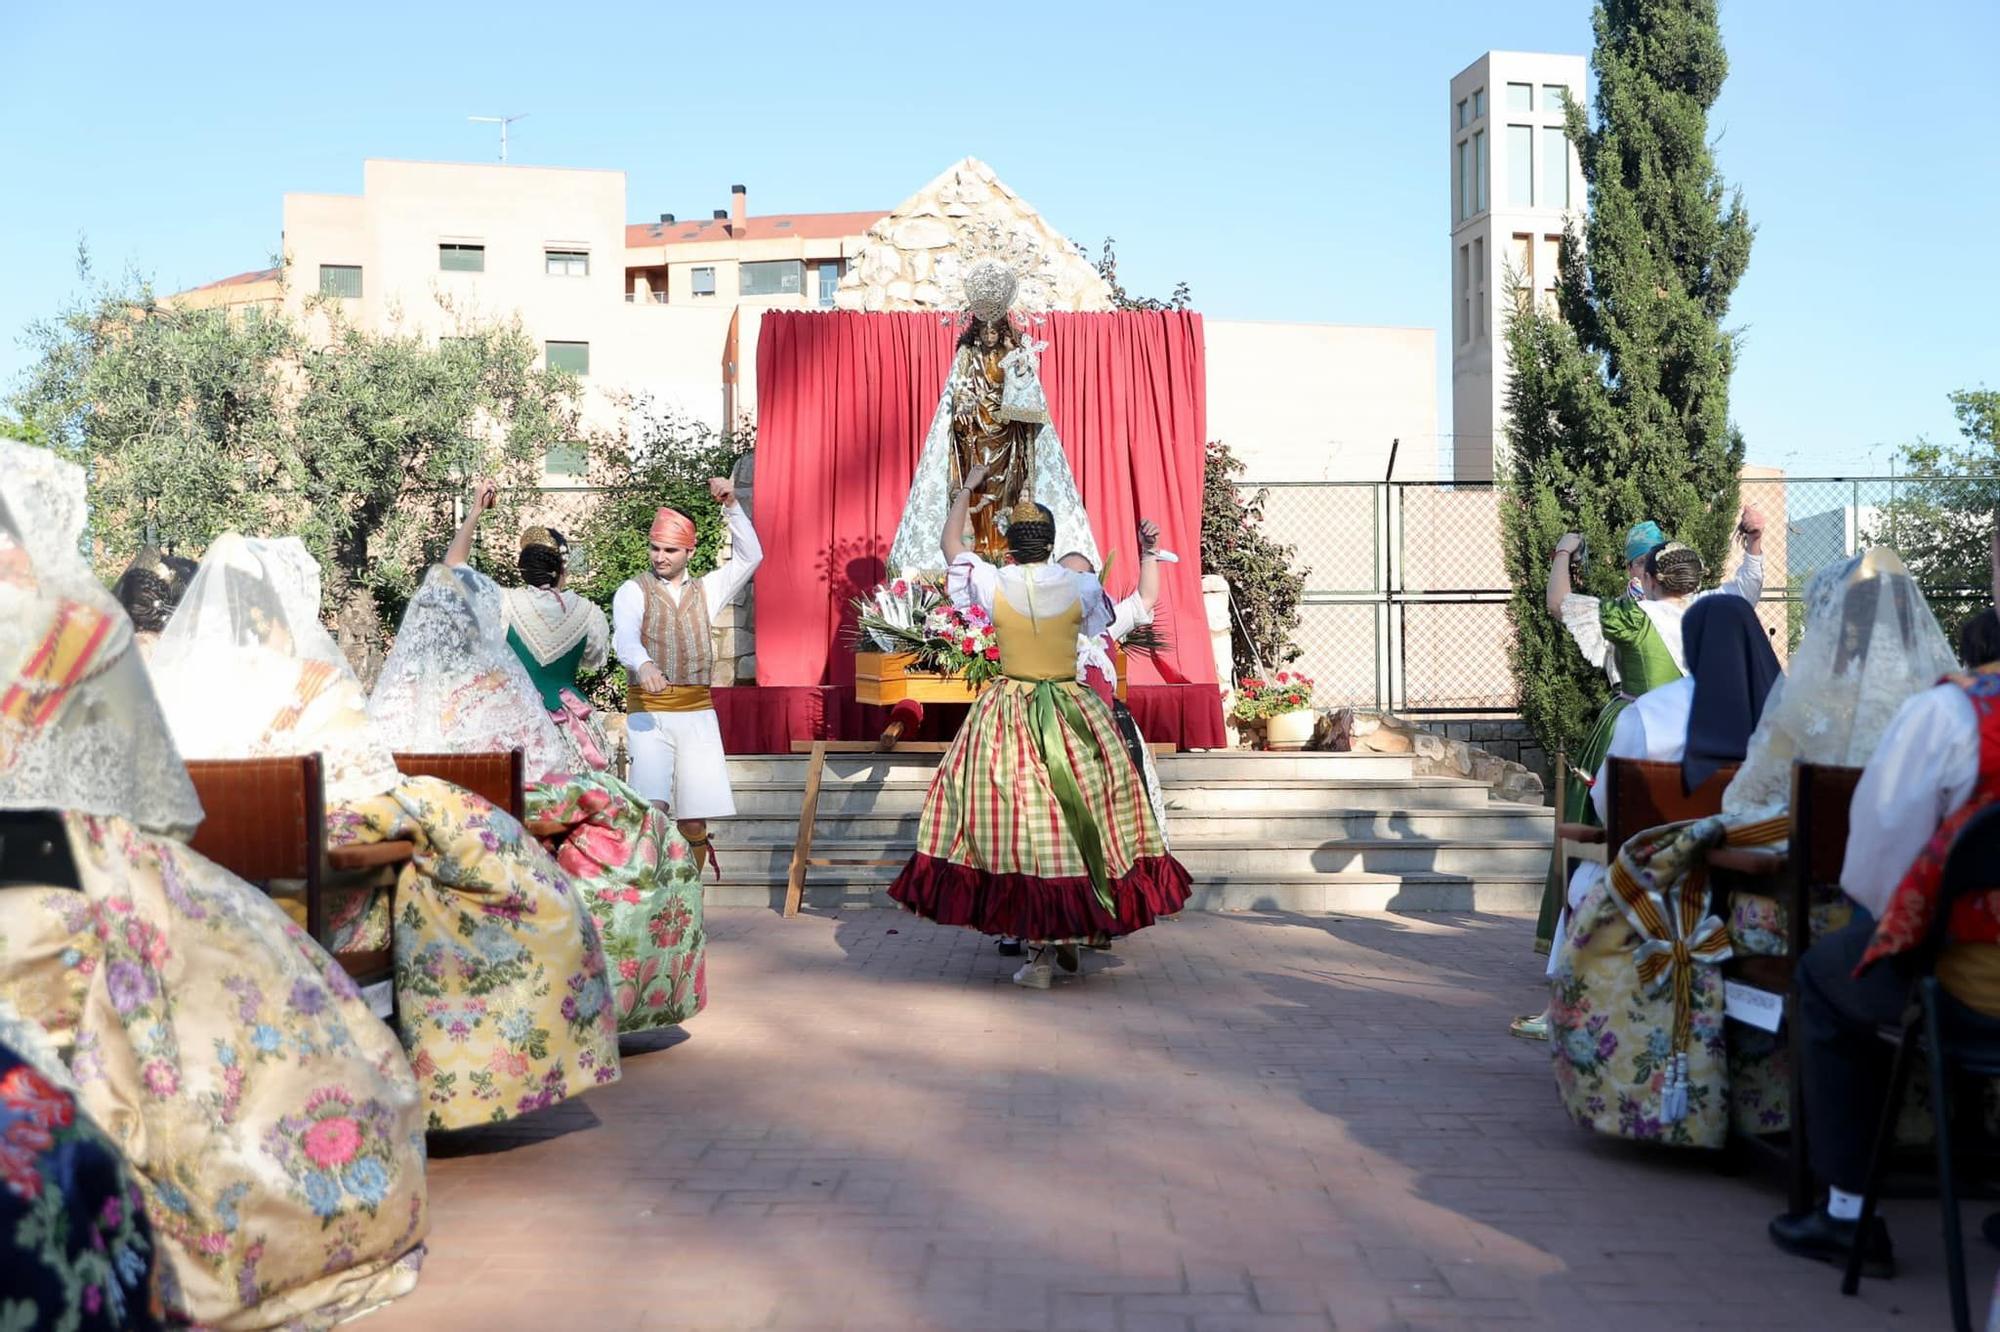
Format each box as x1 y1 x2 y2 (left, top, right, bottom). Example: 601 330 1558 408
0 438 204 838
369 565 571 783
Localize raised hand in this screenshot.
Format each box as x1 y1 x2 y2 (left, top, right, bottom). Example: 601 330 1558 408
708 476 735 507
1554 532 1584 557
962 462 991 491
1138 519 1161 554
472 478 498 513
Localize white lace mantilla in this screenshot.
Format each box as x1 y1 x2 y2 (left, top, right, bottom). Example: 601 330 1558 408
0 438 204 839
887 342 1098 575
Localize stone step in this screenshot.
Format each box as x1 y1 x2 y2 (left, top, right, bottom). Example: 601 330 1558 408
723 750 1420 786
702 872 1544 915
727 776 1503 816
714 836 1550 879
727 804 1550 845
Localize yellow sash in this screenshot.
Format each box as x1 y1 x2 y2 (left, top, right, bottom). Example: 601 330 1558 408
626 684 714 713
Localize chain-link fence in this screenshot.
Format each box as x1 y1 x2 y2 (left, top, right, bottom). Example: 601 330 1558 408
1245 475 2000 717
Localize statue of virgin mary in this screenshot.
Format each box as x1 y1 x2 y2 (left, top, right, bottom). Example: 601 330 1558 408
887 258 1098 573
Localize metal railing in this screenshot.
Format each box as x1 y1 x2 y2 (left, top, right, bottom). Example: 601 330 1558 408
1242 475 2000 716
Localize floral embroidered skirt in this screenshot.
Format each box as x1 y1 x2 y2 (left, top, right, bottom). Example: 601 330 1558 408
889 678 1190 942
0 813 427 1330
529 771 708 1034
1550 878 1729 1149
329 777 620 1131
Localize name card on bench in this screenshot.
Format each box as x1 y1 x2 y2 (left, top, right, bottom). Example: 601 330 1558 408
1724 980 1784 1033
362 980 395 1020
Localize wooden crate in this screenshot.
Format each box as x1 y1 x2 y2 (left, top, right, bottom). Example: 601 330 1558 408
852 648 1128 706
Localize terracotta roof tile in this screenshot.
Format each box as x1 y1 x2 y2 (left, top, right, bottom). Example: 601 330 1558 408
186 266 281 293
624 211 883 248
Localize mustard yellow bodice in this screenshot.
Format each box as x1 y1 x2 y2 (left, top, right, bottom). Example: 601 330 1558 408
991 594 1081 682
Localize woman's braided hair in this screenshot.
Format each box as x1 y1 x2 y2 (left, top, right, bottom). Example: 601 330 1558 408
1003 500 1056 565
518 526 567 589
1648 542 1705 598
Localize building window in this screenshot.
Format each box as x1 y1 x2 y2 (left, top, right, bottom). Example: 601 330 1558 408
543 440 587 476
1542 84 1567 114
545 249 589 277
318 265 362 299
740 260 804 297
1456 244 1470 346
1473 237 1487 340
1508 124 1535 206
1541 126 1570 209
690 266 716 297
1456 139 1471 222
1507 82 1533 113
817 262 842 308
1473 87 1486 120
1510 233 1534 308
1457 99 1469 130
1474 130 1488 213
545 341 589 376
439 244 485 273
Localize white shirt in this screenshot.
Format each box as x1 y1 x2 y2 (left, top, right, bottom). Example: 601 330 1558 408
1839 684 1981 918
1567 676 1696 909
611 502 762 673
944 554 1114 639
1077 592 1152 686
1560 553 1764 685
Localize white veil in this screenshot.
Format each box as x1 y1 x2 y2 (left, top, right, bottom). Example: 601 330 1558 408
368 564 570 782
1723 547 1958 818
887 341 1099 574
149 534 403 803
0 438 204 839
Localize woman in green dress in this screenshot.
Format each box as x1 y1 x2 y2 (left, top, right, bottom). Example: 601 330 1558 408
1512 511 1765 1040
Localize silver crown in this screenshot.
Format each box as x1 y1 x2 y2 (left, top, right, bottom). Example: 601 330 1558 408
962 258 1019 324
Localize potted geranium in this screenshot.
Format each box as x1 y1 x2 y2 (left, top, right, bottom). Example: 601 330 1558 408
1232 671 1317 750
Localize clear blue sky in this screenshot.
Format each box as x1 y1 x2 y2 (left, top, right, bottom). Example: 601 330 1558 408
3 1 1993 477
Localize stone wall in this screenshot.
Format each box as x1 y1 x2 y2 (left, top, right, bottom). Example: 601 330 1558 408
1428 717 1550 794
1337 710 1546 806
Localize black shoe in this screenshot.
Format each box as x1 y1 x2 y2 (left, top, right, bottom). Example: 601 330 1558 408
1052 943 1080 973
1768 1208 1895 1279
996 939 1024 958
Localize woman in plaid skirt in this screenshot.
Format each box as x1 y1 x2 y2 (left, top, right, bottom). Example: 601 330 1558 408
887 467 1191 988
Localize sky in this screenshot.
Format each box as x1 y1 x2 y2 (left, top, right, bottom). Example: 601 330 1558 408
2 1 1995 479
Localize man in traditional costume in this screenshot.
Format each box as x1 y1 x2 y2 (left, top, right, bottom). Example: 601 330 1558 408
611 477 761 878
1767 536 2000 1277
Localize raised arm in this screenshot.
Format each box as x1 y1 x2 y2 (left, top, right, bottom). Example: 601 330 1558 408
941 462 988 563
1725 505 1766 601
445 479 496 567
1136 518 1162 611
699 476 762 617
1546 532 1582 620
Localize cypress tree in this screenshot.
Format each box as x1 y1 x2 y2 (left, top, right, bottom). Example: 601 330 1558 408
1501 0 1755 760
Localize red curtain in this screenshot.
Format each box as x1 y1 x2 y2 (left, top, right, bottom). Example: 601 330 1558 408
726 309 1223 751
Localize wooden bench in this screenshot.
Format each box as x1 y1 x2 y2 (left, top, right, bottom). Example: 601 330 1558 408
389 748 566 838
185 754 403 1018
1554 757 1742 867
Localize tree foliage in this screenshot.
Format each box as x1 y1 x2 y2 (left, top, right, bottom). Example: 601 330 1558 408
1092 238 1192 312
1866 389 2000 643
10 263 577 647
1201 439 1305 681
1500 0 1755 759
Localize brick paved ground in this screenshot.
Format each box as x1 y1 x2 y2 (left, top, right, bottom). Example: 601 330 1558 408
365 909 1994 1330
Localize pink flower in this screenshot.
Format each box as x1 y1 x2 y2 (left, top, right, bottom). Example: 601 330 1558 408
199 1231 229 1256
891 580 909 597
141 1061 178 1098
961 636 977 653
301 1116 362 1169
984 646 1001 661
618 958 640 980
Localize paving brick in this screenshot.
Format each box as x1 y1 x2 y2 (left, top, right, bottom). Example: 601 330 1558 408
357 908 1998 1331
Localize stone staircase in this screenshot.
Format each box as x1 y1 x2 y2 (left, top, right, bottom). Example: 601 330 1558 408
709 750 1551 914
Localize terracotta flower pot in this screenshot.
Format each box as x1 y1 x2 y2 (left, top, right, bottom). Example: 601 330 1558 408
1264 708 1315 751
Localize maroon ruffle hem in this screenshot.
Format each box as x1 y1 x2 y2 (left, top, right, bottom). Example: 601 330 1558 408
887 852 1192 941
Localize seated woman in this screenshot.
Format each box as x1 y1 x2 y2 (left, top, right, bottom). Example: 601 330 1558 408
1550 595 1782 1148
146 534 620 1131
109 544 197 659
370 561 707 1033
0 1000 163 1332
1716 549 1958 1132
888 465 1191 989
0 441 427 1329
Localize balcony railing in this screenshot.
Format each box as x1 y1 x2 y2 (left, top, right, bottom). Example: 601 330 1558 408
623 290 669 304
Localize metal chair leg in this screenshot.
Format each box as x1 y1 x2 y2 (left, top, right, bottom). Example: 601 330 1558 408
1922 980 1973 1332
1845 1014 1921 1296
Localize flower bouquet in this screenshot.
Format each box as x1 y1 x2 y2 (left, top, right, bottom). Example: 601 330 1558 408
1231 671 1318 750
851 576 1005 701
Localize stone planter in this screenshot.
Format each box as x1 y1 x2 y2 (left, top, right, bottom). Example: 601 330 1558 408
1263 708 1316 751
